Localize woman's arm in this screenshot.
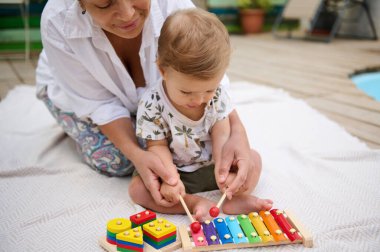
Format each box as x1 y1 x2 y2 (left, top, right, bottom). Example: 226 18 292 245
146 139 185 204
211 117 230 189
215 110 254 198
99 118 178 207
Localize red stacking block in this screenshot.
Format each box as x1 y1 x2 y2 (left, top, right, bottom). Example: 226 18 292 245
130 210 156 227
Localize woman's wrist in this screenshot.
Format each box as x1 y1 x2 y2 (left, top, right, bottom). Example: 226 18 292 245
125 145 145 167
229 110 245 133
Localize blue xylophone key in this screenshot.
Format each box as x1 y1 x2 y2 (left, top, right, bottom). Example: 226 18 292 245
225 216 248 244
213 218 234 244
201 220 220 245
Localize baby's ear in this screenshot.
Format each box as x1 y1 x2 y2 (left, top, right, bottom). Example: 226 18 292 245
156 61 167 79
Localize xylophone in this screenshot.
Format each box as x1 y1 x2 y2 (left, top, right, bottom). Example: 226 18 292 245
178 209 313 251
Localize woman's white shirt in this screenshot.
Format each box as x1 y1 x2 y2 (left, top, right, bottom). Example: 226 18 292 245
36 0 195 125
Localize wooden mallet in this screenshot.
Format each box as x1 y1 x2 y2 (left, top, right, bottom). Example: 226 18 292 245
209 191 227 218
179 195 201 233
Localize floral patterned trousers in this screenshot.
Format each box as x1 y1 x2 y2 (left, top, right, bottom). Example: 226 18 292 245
37 87 134 176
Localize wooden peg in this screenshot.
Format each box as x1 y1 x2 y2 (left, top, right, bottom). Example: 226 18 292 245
179 195 201 233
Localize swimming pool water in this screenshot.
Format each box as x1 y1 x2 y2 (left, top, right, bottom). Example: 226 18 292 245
351 72 380 101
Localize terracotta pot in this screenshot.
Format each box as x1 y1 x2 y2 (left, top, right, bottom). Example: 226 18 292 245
240 9 265 34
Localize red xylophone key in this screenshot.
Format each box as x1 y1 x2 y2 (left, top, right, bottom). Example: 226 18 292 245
270 209 302 242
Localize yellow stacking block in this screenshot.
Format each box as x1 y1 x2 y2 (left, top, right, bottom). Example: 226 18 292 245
116 226 144 245
248 212 274 242
143 218 176 238
107 218 132 234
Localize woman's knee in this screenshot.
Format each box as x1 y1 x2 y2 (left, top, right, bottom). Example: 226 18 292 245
83 145 134 177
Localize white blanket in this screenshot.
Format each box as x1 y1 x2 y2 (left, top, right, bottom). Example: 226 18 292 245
1 83 379 251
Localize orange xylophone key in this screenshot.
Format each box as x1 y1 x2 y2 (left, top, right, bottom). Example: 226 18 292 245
259 211 287 242
270 209 302 242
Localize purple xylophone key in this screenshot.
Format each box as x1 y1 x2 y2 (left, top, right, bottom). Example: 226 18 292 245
201 220 220 245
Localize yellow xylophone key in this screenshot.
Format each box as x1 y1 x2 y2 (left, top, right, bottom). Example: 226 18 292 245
248 212 274 242
259 211 288 242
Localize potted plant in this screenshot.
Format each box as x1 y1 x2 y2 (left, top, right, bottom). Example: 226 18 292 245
237 0 271 34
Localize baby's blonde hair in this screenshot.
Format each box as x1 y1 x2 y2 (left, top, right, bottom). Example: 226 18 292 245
157 8 231 80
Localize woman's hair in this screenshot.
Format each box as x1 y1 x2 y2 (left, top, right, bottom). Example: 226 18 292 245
157 8 231 80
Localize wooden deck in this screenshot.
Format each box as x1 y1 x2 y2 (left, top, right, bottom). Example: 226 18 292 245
1 34 380 148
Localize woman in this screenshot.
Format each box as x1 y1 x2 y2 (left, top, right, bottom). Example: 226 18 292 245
36 0 260 206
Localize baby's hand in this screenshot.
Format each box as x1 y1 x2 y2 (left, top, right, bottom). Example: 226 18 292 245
160 180 186 204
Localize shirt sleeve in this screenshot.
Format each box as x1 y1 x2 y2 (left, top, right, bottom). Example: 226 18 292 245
136 90 170 140
40 19 131 125
214 86 234 121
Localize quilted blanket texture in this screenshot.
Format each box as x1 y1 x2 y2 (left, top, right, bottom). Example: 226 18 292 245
0 83 379 251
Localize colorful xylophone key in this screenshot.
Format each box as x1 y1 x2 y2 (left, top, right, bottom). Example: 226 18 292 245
191 227 208 247
225 216 248 244
270 209 302 242
201 220 220 245
237 214 261 244
248 212 274 243
259 210 288 242
213 218 234 244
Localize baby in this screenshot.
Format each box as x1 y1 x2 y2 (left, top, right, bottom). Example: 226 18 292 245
129 8 272 221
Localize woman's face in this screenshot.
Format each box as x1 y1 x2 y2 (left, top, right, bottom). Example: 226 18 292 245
81 0 150 39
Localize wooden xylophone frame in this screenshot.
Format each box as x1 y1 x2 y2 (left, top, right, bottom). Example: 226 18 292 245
178 209 313 252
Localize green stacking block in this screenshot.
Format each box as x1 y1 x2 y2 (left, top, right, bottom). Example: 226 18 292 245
107 230 117 239
143 234 176 247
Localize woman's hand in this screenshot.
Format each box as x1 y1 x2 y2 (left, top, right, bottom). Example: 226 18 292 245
214 110 254 199
132 150 179 207
99 118 179 207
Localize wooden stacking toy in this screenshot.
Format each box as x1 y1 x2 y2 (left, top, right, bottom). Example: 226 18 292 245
99 210 180 252
143 218 177 250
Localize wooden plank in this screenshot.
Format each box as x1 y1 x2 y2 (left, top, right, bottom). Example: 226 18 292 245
230 36 380 75
325 93 380 113
227 65 331 96
231 36 380 67
230 57 364 95
0 60 19 81
321 111 380 147
9 59 36 85
306 98 380 127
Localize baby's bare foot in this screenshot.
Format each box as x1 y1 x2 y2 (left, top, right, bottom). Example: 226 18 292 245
222 195 273 215
191 197 216 222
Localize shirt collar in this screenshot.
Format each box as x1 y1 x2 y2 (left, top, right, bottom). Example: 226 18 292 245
63 1 96 38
